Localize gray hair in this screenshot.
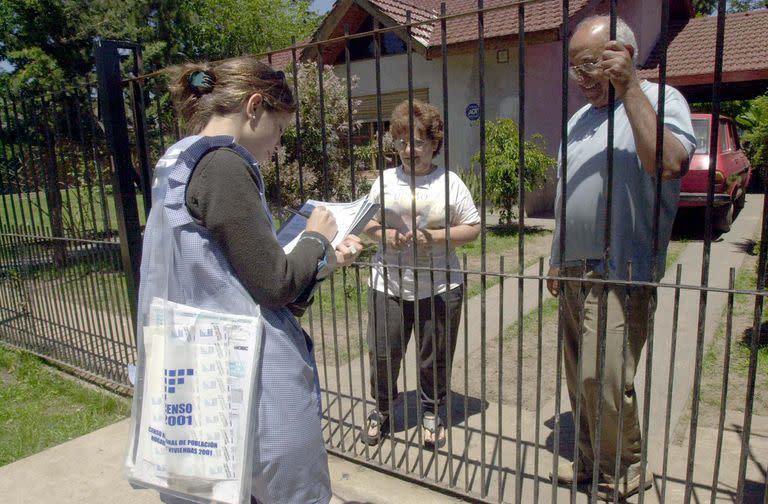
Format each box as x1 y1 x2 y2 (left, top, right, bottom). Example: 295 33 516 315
573 15 639 66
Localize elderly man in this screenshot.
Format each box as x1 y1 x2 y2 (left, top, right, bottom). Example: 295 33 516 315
547 15 696 500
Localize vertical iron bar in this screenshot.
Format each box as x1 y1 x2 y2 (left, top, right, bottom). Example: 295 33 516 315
638 0 671 500
8 97 35 230
82 235 117 372
290 37 305 201
1 97 22 229
397 253 409 471
354 265 370 460
315 284 332 442
440 2 455 487
429 254 439 481
0 96 14 227
571 262 588 503
129 44 153 219
61 93 87 236
497 256 505 502
590 5 618 500
515 3 526 502
84 84 111 234
71 89 99 235
660 264 683 501
405 10 424 476
328 272 345 449
317 52 329 201
344 25 356 200
26 226 58 357
477 0 488 496
709 268 736 503
39 97 66 266
49 95 76 237
534 257 544 502
552 0 570 497
685 1 725 500
373 17 397 468
266 49 281 215
341 267 357 453
371 19 388 467
613 262 632 503
462 253 470 493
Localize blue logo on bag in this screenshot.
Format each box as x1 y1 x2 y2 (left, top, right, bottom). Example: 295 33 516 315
164 368 194 397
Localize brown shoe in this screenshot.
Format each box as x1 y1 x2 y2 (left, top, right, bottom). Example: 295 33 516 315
551 461 593 485
593 467 653 501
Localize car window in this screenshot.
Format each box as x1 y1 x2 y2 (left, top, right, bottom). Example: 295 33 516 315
732 126 742 150
692 118 709 154
720 120 730 152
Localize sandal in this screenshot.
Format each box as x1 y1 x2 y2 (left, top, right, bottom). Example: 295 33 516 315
422 412 446 448
361 409 390 445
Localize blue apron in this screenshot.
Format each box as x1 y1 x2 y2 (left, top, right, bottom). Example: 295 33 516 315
141 135 330 504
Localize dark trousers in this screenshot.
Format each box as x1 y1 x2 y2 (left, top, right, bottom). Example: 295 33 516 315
367 286 463 417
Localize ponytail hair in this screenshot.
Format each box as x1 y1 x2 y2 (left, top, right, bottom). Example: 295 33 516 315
170 56 297 134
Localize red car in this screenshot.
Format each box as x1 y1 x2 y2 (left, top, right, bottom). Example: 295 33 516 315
679 113 752 233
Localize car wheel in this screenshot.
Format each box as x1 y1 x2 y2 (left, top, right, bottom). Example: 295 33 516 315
734 189 746 210
713 203 733 234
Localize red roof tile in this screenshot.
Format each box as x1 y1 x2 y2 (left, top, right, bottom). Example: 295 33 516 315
639 9 768 83
434 0 590 46
367 0 592 48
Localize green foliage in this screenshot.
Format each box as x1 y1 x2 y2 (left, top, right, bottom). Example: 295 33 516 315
0 0 141 94
694 0 767 15
740 95 768 181
0 0 321 94
470 118 554 226
263 61 367 207
456 165 482 209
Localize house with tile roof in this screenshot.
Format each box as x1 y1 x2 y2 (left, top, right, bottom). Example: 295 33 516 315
274 0 767 214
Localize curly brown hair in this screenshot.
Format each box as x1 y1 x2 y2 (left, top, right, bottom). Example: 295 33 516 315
389 99 444 156
169 56 297 135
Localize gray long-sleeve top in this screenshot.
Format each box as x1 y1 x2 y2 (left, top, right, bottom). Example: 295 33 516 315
184 147 329 311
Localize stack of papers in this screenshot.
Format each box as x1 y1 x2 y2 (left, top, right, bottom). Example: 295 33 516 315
277 196 379 253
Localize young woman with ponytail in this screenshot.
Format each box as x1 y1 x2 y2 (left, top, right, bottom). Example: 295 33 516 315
134 56 362 504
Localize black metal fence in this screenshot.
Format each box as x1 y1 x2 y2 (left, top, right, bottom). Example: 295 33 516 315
0 0 766 502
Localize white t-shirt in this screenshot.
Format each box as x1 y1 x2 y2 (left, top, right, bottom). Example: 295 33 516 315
367 165 480 300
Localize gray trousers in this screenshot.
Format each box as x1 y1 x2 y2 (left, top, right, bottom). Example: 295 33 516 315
560 266 656 476
367 286 463 417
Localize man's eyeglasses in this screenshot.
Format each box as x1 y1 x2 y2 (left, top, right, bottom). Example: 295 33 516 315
568 61 601 80
393 138 427 150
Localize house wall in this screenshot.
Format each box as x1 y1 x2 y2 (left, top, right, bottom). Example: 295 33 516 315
337 50 520 177
333 0 667 215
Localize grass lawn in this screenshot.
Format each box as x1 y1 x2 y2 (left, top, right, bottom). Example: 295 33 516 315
697 252 767 424
0 345 131 466
0 187 146 233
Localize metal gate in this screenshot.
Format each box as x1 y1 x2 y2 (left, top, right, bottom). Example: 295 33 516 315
0 0 765 502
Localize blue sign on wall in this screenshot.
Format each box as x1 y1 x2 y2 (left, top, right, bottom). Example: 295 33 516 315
465 103 480 121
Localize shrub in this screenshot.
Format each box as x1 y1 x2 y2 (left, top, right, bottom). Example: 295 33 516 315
471 118 554 226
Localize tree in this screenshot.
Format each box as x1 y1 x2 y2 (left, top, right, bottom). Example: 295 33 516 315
694 0 767 16
0 0 321 94
262 61 378 210
738 94 768 182
470 118 554 226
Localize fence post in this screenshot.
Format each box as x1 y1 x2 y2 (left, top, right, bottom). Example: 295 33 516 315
129 44 153 219
94 39 142 328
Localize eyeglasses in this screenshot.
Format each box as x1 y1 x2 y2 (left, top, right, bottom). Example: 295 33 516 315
568 61 601 80
393 138 427 150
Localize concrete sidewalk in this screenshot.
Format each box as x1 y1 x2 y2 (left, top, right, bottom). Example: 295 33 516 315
0 418 464 504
